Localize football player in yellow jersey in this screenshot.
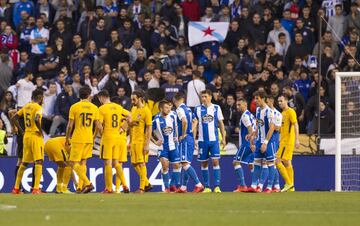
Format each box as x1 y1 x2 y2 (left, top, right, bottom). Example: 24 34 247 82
44 136 75 194
129 90 152 193
277 94 300 192
64 86 101 194
12 89 44 194
97 90 130 194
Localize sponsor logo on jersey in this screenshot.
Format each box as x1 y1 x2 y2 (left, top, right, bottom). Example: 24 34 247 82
162 126 173 135
202 114 214 123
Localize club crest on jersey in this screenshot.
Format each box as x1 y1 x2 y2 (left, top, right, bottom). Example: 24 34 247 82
162 126 173 135
202 114 214 123
257 119 264 126
137 114 142 119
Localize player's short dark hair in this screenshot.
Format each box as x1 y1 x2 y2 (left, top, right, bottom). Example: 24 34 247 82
97 90 110 98
173 92 185 101
237 97 247 103
131 89 145 99
32 89 44 100
266 94 275 101
254 90 266 99
158 99 171 109
111 96 122 105
278 94 289 101
201 89 213 96
79 86 92 99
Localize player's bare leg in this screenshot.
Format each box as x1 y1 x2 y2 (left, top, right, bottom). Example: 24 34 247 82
212 158 221 193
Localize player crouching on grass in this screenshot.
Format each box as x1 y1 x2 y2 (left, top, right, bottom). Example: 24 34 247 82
233 98 256 192
12 89 45 195
173 93 204 193
151 100 181 193
44 136 75 194
97 90 130 194
276 94 300 192
64 86 101 194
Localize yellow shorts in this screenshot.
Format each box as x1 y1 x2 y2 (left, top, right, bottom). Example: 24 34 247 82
70 143 93 162
23 134 44 163
131 142 148 164
276 143 294 161
118 139 127 163
100 138 120 160
46 148 68 162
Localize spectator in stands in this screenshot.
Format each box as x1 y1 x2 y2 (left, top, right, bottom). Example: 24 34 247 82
309 100 335 135
313 31 340 62
294 18 315 49
0 54 12 94
283 85 306 132
108 40 129 69
104 70 120 97
247 13 266 44
295 70 312 101
38 46 59 79
72 47 91 76
13 0 34 27
29 17 49 65
222 94 237 142
162 46 185 72
118 19 136 49
151 22 167 52
182 0 200 22
161 72 182 100
285 32 312 71
345 3 360 35
0 91 16 117
16 70 35 108
50 19 72 53
0 25 19 53
281 9 295 38
93 47 110 76
35 0 55 25
221 61 237 92
42 82 57 133
327 4 346 44
115 86 131 110
50 81 78 136
186 70 205 109
0 0 11 24
129 38 147 66
225 20 242 51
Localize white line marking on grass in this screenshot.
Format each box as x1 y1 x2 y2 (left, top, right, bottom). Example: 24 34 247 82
0 205 17 210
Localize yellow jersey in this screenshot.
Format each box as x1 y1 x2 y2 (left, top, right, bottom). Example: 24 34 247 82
45 136 67 154
17 102 42 133
280 107 297 145
130 105 152 143
99 102 129 139
69 100 99 143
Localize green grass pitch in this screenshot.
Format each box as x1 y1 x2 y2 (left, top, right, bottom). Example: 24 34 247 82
1 192 360 226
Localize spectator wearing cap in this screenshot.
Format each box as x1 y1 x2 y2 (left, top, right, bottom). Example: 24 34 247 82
181 0 200 22
162 46 185 73
285 32 312 72
161 72 183 100
50 81 78 136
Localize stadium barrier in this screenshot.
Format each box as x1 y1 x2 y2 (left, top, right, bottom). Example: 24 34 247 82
0 155 334 192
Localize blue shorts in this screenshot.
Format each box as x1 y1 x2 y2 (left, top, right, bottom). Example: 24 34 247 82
179 135 194 163
158 148 180 163
234 145 254 164
198 141 220 161
254 142 276 161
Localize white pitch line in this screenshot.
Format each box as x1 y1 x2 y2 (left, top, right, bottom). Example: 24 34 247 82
0 204 17 211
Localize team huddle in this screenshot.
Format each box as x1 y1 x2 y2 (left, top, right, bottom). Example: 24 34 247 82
10 86 299 194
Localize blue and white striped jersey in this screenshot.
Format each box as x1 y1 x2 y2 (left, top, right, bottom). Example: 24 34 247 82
176 103 194 137
239 110 256 147
194 104 224 142
272 108 283 144
322 0 342 17
152 114 178 151
256 106 275 144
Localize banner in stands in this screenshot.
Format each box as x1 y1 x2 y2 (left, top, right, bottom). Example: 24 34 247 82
0 156 334 193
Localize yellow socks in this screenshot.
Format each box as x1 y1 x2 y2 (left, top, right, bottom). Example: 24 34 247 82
104 165 113 191
56 167 64 191
74 164 90 186
135 164 150 186
77 164 87 190
33 164 43 189
115 163 127 190
14 164 26 189
286 165 294 185
276 162 291 185
139 165 146 190
62 166 72 191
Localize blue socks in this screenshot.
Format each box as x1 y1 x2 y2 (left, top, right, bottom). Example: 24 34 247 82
172 168 181 188
273 167 280 189
259 165 268 189
183 165 200 185
162 171 170 189
201 167 210 188
234 165 245 186
213 166 221 187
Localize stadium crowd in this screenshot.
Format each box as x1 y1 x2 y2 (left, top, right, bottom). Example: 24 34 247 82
0 0 359 154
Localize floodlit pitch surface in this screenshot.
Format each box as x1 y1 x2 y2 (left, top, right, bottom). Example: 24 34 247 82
0 192 360 226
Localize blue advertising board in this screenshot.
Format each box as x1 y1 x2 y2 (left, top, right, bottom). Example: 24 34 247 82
0 156 334 192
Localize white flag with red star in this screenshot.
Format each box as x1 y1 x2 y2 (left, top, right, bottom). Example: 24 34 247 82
188 22 229 47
